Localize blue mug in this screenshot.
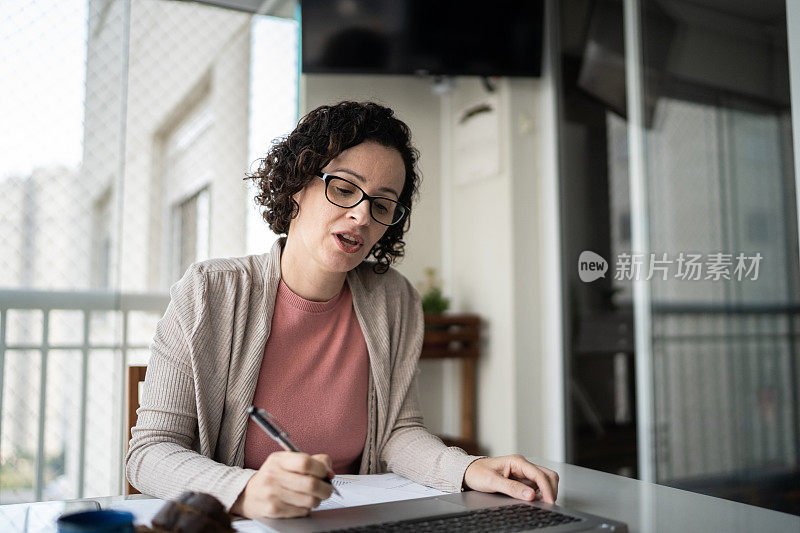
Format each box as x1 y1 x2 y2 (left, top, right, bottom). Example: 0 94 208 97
56 510 135 532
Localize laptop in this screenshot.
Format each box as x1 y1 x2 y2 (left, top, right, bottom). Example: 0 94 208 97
256 490 628 532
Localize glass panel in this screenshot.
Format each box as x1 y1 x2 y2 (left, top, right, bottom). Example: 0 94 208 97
559 0 799 514
0 0 90 292
81 349 118 498
5 310 43 346
1 0 300 503
48 311 84 347
126 312 160 347
88 311 121 347
0 0 128 502
43 350 81 501
0 350 41 504
246 13 297 254
558 0 639 480
640 0 799 513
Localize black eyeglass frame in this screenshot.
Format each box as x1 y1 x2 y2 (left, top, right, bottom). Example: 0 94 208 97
316 172 410 227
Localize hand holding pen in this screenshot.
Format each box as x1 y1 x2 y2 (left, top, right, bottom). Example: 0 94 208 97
248 406 341 497
230 407 339 519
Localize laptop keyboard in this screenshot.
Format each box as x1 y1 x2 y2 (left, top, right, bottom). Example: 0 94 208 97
325 503 582 532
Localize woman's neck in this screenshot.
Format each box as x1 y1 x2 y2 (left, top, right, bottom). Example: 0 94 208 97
279 237 347 302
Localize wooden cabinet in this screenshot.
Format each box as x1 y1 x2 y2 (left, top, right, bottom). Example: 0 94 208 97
420 314 482 456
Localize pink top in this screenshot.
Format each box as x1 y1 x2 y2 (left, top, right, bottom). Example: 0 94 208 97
243 278 369 474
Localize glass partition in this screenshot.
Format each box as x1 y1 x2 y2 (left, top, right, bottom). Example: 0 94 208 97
560 0 799 514
0 0 297 503
637 0 799 510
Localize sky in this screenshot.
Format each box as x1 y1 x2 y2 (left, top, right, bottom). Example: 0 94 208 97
0 0 87 180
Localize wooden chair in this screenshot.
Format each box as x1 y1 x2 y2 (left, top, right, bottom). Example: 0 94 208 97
125 364 148 495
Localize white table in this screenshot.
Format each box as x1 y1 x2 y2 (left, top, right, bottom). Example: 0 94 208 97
1 459 798 532
532 458 799 532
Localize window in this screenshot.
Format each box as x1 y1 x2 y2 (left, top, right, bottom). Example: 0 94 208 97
161 89 214 285
171 187 210 282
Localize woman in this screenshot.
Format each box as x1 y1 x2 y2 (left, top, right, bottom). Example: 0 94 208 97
125 101 558 520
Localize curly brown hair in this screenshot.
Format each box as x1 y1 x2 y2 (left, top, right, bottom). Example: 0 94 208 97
245 101 421 274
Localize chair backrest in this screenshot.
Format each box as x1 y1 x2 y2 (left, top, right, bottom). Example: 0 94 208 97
125 365 148 495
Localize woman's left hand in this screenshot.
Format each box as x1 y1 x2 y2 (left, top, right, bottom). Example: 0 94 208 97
463 455 559 504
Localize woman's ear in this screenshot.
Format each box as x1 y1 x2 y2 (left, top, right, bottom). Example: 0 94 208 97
290 188 306 218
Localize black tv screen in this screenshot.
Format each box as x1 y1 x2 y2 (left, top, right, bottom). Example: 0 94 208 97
300 0 543 77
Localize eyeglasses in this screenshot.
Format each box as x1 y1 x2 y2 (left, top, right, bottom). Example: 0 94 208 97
317 172 409 227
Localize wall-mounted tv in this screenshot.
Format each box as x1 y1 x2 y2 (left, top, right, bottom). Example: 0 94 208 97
300 0 543 77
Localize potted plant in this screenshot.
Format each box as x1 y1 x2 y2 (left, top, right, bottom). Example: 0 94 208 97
420 267 450 315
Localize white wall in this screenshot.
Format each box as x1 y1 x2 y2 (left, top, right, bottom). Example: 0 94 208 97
441 77 562 459
443 78 517 454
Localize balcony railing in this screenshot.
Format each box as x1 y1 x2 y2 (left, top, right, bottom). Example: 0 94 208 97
650 303 800 481
0 289 169 502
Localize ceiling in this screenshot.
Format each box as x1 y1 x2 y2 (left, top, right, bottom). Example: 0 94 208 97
175 0 295 18
664 0 786 24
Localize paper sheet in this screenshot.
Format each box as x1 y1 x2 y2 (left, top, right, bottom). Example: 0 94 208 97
314 473 446 511
239 473 447 531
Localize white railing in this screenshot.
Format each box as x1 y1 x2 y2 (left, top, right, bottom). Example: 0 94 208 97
0 289 169 502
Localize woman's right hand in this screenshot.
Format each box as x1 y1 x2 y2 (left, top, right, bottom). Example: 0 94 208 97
231 451 335 519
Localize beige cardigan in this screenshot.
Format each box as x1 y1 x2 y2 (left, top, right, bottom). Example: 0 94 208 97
125 237 482 510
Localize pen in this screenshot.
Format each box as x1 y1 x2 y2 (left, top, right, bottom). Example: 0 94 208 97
248 406 342 497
